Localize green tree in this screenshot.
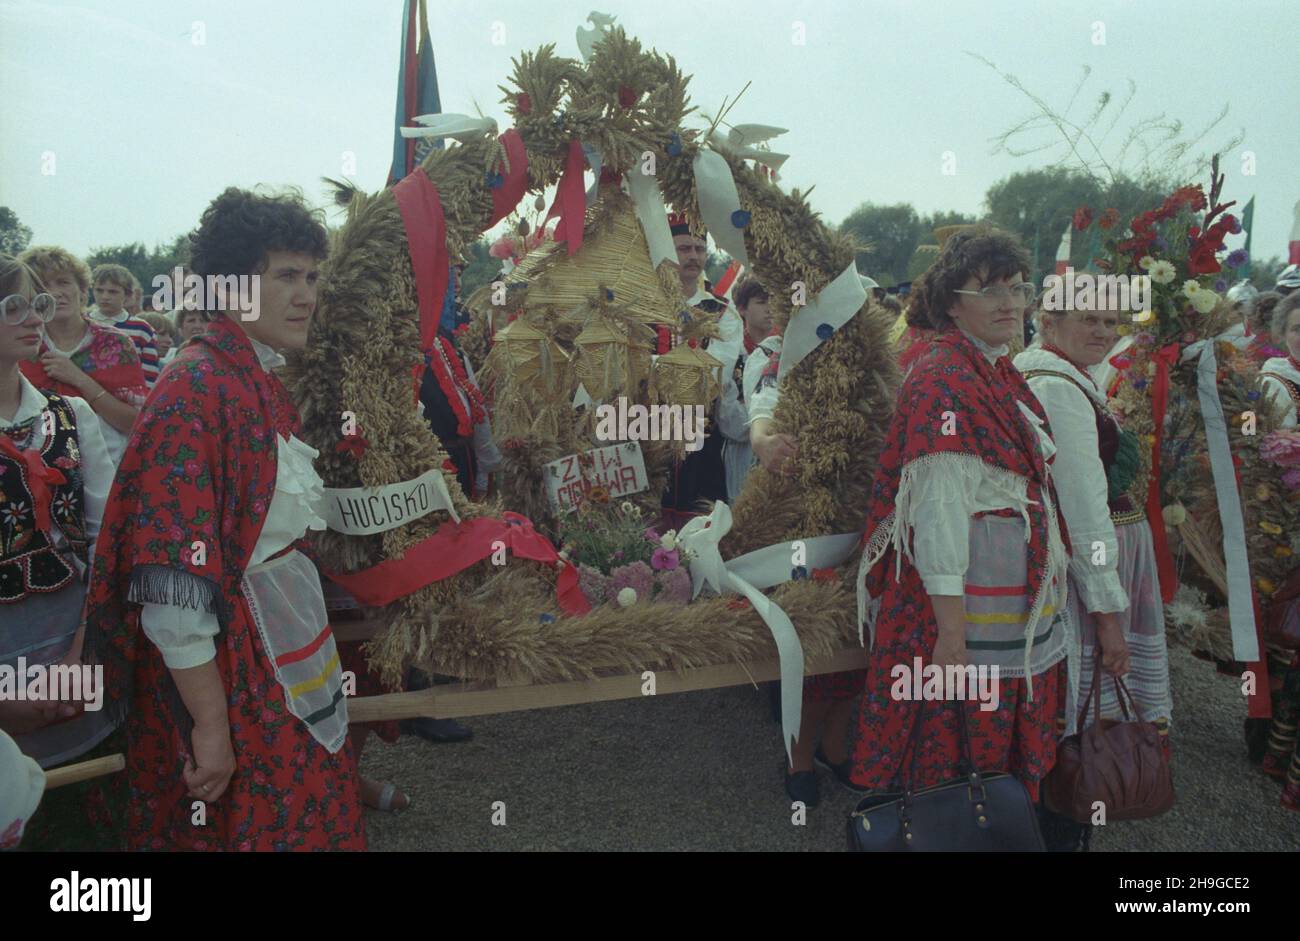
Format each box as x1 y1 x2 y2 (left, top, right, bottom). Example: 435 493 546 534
1247 255 1286 293
839 203 923 286
0 206 33 255
86 235 191 302
459 237 501 300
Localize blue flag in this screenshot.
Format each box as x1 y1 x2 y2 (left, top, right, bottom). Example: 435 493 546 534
387 0 442 186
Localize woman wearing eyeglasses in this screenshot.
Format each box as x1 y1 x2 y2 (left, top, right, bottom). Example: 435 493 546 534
844 227 1073 839
16 246 148 467
0 255 116 773
1014 302 1172 847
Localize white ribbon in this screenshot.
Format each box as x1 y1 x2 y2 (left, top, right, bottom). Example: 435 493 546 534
677 501 863 763
1194 343 1260 661
778 262 868 383
626 168 677 270
322 467 460 536
707 124 790 173
401 113 498 144
692 148 749 267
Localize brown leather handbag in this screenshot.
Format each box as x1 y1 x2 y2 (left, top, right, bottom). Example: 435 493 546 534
1043 655 1174 823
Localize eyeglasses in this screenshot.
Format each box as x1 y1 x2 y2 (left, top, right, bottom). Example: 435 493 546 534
1 293 57 326
953 283 1038 309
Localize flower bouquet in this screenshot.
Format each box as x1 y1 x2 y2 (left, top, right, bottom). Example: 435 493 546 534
558 494 695 608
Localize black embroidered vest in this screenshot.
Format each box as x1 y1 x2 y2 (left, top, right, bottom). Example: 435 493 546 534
0 395 88 603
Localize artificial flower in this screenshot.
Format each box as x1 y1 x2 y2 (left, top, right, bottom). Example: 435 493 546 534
1098 208 1120 230
660 531 677 551
650 547 679 571
1162 504 1187 526
1138 255 1155 271
617 587 637 607
1259 430 1300 465
1148 260 1177 284
1182 280 1201 297
1190 289 1218 314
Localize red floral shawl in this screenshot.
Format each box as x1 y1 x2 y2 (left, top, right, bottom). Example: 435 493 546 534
22 321 148 405
860 330 1070 660
84 317 296 723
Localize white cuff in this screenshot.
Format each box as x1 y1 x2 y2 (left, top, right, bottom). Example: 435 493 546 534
141 603 220 670
921 574 966 595
1071 568 1128 615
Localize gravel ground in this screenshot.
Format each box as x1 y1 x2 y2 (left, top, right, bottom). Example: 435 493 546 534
362 643 1300 851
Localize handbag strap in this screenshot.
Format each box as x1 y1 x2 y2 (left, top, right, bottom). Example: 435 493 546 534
902 691 982 794
1077 646 1137 726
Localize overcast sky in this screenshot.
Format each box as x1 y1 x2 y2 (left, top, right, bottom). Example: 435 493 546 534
2 0 1296 269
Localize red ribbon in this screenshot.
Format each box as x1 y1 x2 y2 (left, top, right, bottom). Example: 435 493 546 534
545 139 587 256
488 129 529 227
392 167 449 394
0 436 66 533
1147 342 1182 603
323 512 590 617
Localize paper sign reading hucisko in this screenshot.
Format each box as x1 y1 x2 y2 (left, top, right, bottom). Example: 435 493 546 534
545 442 648 513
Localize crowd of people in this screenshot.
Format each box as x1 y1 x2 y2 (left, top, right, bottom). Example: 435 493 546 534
2 182 1298 852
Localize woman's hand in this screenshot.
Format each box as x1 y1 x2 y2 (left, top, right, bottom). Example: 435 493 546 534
931 631 968 669
39 353 93 393
1095 612 1131 677
753 428 799 475
184 721 236 803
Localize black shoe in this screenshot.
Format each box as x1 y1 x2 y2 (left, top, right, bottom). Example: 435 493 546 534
814 745 868 793
401 717 473 744
784 769 821 808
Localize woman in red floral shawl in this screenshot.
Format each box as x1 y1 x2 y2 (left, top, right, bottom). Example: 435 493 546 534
844 227 1078 845
84 189 364 851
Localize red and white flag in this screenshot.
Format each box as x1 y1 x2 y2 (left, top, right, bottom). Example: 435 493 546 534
1054 224 1072 276
1289 199 1300 266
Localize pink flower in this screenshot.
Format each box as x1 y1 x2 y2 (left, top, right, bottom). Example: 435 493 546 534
1283 468 1300 491
643 527 660 543
653 567 693 604
1259 431 1300 466
650 548 679 571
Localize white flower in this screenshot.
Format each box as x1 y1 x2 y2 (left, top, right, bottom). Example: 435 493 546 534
1138 255 1155 271
1148 260 1177 284
660 532 677 551
617 587 637 607
1181 280 1201 297
1191 289 1218 314
621 501 638 516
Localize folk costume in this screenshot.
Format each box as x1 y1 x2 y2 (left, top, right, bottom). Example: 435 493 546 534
84 317 364 852
23 320 149 466
1260 355 1300 428
418 328 500 499
1016 344 1172 739
2 375 116 767
87 306 161 389
847 328 1071 801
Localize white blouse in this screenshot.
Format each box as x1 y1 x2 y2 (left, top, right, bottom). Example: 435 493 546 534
140 338 328 669
1 374 113 562
1260 356 1300 428
743 335 782 426
0 728 45 850
1014 347 1128 614
900 330 1061 595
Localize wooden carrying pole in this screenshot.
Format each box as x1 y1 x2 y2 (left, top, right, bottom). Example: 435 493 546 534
347 645 871 723
44 753 125 790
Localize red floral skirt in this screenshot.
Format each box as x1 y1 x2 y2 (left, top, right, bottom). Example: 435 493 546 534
845 577 1065 802
121 602 366 851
